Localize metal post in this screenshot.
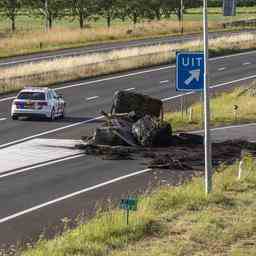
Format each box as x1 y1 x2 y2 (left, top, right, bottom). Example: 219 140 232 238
180 0 184 34
45 0 49 31
203 0 212 194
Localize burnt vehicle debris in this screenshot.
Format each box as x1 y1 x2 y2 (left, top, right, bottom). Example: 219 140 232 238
76 90 256 170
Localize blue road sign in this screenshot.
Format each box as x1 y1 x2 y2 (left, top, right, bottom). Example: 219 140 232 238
223 0 236 16
176 52 204 91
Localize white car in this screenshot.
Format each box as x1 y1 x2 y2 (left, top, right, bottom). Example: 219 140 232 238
11 87 66 120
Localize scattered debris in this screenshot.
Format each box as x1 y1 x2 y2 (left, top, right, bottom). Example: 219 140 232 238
77 90 256 173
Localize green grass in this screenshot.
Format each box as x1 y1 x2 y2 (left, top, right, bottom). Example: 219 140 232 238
165 87 256 132
18 155 256 256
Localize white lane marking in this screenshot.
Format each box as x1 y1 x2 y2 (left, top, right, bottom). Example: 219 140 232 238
0 168 152 224
218 67 226 71
124 88 135 91
0 116 104 149
0 154 83 179
86 96 99 101
160 80 169 84
1 49 256 103
1 73 256 149
0 96 16 102
0 139 83 174
162 73 256 102
189 123 256 134
242 62 251 66
0 118 7 121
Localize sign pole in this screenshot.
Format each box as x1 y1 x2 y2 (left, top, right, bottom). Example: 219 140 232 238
180 0 184 34
203 0 212 194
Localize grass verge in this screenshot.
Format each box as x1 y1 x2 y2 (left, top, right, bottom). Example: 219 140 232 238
17 154 256 256
0 20 220 58
1 32 256 95
165 86 256 132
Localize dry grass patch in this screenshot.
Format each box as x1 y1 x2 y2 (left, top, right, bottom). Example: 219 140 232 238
0 20 220 57
0 32 256 94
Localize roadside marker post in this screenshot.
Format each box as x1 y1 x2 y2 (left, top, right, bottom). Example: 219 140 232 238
119 197 138 225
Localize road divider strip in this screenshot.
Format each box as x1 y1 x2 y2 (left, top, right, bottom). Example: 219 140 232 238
0 168 152 224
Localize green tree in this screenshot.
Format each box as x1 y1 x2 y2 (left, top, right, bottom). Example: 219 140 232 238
122 0 148 25
68 0 98 29
24 0 66 30
97 0 120 28
0 0 21 31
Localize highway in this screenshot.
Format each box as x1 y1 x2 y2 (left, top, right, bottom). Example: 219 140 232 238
0 29 255 67
0 50 256 248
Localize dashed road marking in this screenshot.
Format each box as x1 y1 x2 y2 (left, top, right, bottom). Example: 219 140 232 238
124 88 135 91
86 96 99 101
160 80 169 84
218 67 226 71
0 118 7 121
242 62 251 66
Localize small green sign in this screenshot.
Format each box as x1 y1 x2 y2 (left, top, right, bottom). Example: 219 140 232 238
120 197 138 211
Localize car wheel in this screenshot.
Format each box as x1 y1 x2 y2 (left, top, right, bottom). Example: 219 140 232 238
50 108 55 121
12 115 18 120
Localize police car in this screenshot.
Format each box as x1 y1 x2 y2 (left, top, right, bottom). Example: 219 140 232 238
11 87 66 120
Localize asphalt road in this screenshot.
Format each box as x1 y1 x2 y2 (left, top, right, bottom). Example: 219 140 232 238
0 50 256 248
0 29 255 67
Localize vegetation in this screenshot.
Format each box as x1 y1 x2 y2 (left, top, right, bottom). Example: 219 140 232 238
165 86 256 132
1 32 255 94
18 154 256 256
0 2 256 57
0 0 203 32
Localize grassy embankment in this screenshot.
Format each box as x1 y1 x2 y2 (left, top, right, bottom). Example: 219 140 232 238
165 86 256 132
0 32 256 94
9 87 255 256
0 7 255 57
19 156 256 256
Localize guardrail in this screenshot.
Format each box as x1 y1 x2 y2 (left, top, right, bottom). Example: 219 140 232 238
223 19 256 28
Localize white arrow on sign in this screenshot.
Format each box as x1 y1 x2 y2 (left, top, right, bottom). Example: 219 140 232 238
184 69 201 86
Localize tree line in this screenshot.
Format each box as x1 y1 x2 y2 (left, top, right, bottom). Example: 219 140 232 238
0 0 255 32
